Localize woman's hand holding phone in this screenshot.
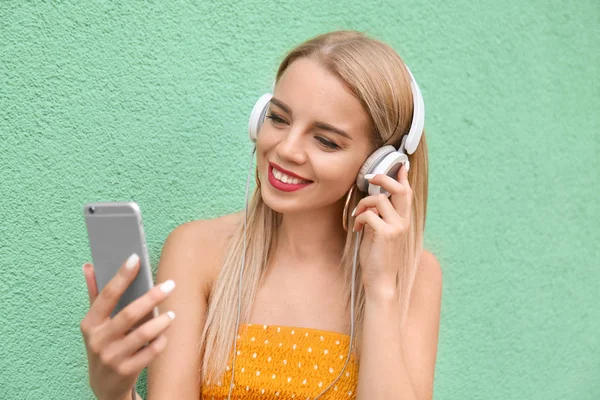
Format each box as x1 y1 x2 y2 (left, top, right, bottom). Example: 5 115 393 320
80 253 176 400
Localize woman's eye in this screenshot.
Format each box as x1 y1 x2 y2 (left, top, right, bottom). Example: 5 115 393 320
266 113 339 150
266 113 286 125
316 136 340 150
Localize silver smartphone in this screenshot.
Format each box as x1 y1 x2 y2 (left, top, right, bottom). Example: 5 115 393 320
83 201 158 329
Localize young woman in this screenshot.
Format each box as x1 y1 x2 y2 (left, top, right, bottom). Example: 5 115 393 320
81 30 442 400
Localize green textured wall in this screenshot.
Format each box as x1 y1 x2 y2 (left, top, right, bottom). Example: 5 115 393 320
1 1 598 399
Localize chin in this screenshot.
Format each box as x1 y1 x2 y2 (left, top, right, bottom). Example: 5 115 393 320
261 184 347 216
260 188 308 215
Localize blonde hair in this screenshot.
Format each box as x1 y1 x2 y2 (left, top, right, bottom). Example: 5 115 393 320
198 29 429 385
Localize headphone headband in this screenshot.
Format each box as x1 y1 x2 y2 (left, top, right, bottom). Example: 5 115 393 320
402 65 425 155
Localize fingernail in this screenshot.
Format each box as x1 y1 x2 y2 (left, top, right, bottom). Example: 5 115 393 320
82 263 89 271
126 253 139 270
166 310 176 320
351 206 357 217
160 280 176 294
364 174 375 180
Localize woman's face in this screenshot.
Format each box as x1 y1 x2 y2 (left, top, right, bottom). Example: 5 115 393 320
256 57 373 215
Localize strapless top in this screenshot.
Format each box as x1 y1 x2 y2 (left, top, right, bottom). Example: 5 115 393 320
201 323 359 399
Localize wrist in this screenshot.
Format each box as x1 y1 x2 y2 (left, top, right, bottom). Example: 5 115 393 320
364 279 399 304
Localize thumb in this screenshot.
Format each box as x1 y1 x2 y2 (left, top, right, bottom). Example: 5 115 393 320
82 263 99 305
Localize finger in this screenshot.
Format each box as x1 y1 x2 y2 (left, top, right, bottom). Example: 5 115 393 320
87 253 141 326
103 310 175 368
122 311 175 360
352 194 402 225
109 280 176 338
120 333 168 376
364 173 404 196
353 209 387 233
397 162 409 184
82 263 99 305
370 165 411 219
391 164 413 221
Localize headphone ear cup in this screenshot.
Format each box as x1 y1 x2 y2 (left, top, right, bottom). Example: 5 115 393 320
248 93 273 142
356 145 396 192
367 151 408 196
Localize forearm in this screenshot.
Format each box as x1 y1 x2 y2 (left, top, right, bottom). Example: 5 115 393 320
355 287 419 400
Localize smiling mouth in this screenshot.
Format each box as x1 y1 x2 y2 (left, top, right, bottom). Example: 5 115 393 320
271 166 312 184
268 162 312 183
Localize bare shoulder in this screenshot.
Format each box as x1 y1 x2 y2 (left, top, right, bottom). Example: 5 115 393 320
146 211 243 399
172 210 243 242
416 250 442 288
164 210 244 291
407 250 442 319
188 212 243 286
410 249 442 313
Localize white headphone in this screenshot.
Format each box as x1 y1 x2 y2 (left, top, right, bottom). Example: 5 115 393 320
247 64 425 197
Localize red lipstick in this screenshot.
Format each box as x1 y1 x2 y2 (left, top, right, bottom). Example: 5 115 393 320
268 165 313 192
268 162 311 181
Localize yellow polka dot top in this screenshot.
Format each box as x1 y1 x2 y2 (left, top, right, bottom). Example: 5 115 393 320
201 323 359 399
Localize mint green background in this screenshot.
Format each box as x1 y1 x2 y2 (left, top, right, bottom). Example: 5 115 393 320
1 1 598 399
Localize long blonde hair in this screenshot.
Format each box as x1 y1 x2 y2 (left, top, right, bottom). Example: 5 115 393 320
198 30 429 385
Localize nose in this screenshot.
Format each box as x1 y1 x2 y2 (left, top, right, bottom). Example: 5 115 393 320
276 127 307 164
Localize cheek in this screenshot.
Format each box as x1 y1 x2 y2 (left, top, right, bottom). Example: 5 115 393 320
314 159 361 186
256 129 278 170
257 125 279 152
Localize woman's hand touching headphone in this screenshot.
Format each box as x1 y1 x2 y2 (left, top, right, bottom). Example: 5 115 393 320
351 162 413 297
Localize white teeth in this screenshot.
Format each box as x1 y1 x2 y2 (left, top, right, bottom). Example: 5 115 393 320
272 167 309 184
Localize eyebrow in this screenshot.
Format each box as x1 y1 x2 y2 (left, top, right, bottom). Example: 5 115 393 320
269 97 353 141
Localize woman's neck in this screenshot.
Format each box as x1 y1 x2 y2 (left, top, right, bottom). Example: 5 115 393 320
276 206 346 264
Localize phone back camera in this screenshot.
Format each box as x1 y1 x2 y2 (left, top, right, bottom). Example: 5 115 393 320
89 206 96 214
